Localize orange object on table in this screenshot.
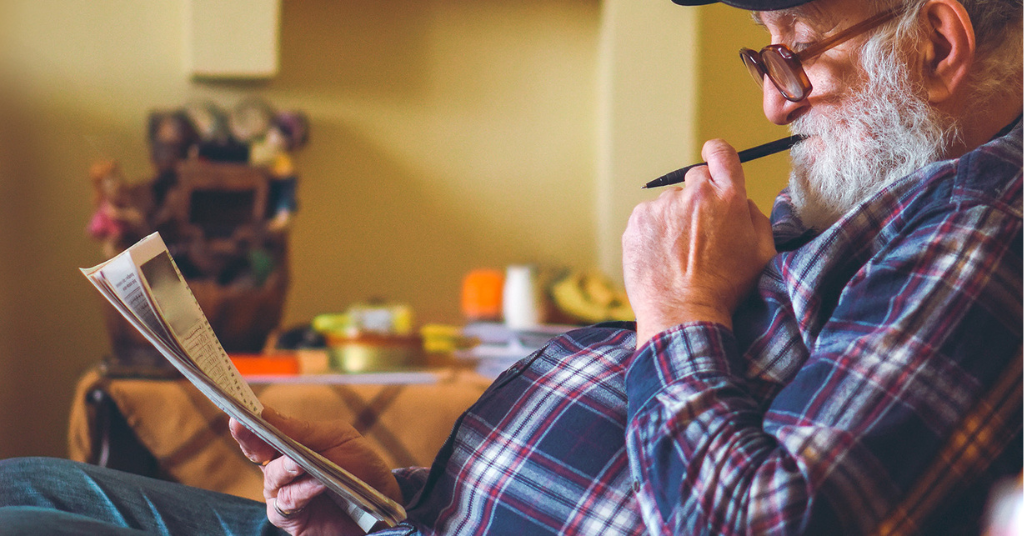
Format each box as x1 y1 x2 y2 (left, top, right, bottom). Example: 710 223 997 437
229 354 299 376
461 269 504 321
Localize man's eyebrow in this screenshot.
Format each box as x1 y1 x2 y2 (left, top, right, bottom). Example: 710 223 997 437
752 7 832 38
753 9 801 29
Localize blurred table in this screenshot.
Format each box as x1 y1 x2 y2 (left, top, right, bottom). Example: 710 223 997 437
68 364 491 502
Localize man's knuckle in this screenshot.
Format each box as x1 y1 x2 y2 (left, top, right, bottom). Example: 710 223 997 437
686 181 713 200
685 165 710 183
277 486 294 504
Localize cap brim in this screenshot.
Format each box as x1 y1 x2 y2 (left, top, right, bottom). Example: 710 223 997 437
671 0 813 10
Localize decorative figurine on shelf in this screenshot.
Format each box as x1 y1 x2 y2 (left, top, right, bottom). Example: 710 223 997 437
148 111 198 172
254 110 309 232
147 111 198 207
229 97 275 145
184 100 230 146
87 160 146 258
185 100 249 164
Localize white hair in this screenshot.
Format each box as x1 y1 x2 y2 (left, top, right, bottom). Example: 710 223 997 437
871 0 1023 103
785 4 962 229
783 0 1020 230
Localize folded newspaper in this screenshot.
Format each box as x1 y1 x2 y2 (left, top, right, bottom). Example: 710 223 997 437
81 232 407 532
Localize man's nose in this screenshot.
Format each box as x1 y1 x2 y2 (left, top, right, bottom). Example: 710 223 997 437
762 80 808 125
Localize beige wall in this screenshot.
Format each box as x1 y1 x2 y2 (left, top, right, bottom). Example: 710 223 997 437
0 1 787 458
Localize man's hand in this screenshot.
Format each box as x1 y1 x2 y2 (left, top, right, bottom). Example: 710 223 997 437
229 408 403 536
623 139 776 346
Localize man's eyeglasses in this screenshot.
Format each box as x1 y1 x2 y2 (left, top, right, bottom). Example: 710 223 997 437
739 7 900 102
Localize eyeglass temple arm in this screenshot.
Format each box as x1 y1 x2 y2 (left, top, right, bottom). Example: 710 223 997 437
795 8 900 61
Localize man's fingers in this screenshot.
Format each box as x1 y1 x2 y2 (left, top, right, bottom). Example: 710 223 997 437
701 139 745 196
276 476 326 509
263 454 309 492
269 473 326 518
228 416 278 465
264 461 326 527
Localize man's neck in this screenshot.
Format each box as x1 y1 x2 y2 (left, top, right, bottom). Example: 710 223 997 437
947 94 1023 158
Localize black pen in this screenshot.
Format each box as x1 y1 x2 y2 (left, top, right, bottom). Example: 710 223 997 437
642 134 807 189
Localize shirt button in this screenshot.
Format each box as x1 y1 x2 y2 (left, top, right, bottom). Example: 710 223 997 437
632 480 641 493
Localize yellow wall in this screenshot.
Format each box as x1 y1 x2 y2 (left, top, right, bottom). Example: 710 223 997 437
595 2 790 280
0 1 788 458
596 0 698 281
0 0 601 458
696 3 791 212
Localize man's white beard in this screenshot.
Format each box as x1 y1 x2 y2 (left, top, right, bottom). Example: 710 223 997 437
786 48 958 231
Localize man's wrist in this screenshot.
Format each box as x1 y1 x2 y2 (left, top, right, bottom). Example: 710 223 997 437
626 321 740 419
636 304 732 346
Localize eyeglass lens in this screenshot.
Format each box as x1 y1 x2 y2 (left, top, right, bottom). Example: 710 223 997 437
739 48 808 101
762 50 807 101
740 51 765 89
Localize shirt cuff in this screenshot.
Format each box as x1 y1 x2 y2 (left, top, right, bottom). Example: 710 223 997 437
625 322 739 420
391 466 430 505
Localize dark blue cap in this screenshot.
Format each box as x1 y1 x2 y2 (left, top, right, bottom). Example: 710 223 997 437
671 0 814 9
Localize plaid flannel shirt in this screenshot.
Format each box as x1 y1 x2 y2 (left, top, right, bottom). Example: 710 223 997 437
375 119 1022 535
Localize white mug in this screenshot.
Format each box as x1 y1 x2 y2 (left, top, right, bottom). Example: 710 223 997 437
503 265 541 329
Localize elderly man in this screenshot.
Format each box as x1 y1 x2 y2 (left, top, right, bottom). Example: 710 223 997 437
1 0 1020 534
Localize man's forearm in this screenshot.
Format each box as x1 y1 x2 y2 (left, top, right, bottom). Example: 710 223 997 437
625 322 813 535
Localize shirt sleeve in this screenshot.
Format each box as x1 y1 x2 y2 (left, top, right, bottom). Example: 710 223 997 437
624 199 1022 535
363 468 432 535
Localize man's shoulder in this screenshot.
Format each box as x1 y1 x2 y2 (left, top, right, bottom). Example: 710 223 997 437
949 121 1022 216
908 122 1022 219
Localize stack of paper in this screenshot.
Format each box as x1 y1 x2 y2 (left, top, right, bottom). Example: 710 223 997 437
457 322 575 379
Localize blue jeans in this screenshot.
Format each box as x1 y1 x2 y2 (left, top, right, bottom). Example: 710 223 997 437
0 457 285 535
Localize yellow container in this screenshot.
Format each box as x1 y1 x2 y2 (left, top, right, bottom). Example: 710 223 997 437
326 334 423 372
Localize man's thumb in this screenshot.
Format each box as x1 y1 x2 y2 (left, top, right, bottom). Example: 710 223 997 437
262 407 312 440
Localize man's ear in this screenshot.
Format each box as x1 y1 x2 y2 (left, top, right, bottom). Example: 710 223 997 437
917 0 976 104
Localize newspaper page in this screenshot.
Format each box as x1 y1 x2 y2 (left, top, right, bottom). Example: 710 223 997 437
82 232 406 532
82 233 260 412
